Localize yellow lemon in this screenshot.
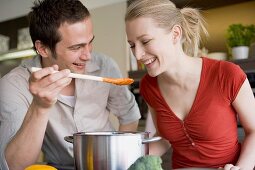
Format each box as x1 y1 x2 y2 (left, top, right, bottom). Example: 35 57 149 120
25 164 57 170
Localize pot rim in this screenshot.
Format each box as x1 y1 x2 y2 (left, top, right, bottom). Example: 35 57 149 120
73 131 150 136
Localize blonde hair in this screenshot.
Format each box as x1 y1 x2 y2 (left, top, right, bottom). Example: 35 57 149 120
125 0 208 57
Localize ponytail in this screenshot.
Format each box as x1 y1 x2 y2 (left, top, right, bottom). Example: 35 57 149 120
180 8 208 57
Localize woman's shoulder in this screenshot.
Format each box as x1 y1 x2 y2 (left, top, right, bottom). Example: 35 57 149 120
140 74 157 87
202 57 243 74
140 74 160 97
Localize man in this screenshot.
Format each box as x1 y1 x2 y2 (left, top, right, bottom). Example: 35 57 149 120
0 0 140 169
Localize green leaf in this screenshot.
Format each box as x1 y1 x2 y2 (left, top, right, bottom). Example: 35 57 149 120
226 24 255 48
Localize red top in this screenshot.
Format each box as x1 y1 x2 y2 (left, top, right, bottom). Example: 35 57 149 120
140 57 246 168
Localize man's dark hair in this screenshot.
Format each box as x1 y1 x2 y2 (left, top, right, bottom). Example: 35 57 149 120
127 0 137 7
28 0 90 54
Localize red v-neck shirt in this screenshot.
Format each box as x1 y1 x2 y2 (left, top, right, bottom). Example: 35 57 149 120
140 57 246 168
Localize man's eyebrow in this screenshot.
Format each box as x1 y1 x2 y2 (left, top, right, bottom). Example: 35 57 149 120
68 35 95 48
90 35 95 43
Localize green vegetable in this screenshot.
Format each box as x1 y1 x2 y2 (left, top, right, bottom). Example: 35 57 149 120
127 155 163 170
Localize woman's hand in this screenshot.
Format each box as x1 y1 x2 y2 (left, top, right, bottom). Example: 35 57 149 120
218 164 240 170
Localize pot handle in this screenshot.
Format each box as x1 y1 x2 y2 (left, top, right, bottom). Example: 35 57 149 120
142 136 161 144
64 136 74 143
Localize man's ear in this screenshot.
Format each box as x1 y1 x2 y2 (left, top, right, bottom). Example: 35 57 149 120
172 25 182 44
34 40 50 58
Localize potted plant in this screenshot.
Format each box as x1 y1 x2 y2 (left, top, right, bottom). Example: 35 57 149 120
226 24 255 60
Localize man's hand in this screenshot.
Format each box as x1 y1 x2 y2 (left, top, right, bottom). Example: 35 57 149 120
29 65 72 109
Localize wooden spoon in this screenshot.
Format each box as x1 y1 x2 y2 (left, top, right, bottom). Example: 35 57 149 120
30 67 134 86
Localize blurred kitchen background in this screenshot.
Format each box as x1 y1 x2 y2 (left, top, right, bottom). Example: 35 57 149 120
0 0 255 168
1 0 255 77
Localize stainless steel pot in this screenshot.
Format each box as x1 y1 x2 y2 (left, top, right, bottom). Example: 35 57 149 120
64 131 161 170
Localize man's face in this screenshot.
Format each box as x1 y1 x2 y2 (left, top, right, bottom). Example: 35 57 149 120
50 17 94 74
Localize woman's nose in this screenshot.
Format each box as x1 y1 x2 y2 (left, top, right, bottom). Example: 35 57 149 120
134 48 145 61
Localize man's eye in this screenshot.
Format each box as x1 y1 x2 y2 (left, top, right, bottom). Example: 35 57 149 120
143 40 151 45
71 46 81 50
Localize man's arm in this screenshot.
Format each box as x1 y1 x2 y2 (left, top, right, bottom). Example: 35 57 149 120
4 66 71 170
105 57 141 132
119 120 139 131
5 102 50 170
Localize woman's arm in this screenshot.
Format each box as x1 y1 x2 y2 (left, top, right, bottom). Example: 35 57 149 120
147 105 171 156
232 78 255 170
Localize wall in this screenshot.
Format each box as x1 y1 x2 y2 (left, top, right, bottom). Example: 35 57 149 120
90 2 129 77
0 0 127 22
0 0 34 22
203 1 255 53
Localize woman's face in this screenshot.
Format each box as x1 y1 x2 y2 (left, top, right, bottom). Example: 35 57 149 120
45 17 94 74
126 17 175 77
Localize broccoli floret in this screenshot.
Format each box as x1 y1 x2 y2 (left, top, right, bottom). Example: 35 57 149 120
128 155 163 170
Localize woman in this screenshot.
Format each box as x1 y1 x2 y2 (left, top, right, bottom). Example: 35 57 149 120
125 0 255 169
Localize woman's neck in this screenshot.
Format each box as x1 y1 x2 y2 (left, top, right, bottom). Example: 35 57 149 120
159 56 202 87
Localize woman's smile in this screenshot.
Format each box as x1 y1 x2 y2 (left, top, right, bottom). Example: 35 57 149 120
143 58 156 65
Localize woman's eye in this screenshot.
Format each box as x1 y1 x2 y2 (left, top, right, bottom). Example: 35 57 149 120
129 44 135 49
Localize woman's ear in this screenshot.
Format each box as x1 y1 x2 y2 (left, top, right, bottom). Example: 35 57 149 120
172 25 182 44
34 40 50 58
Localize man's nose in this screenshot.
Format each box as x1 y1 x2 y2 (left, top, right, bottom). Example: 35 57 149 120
80 45 91 60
